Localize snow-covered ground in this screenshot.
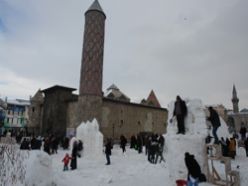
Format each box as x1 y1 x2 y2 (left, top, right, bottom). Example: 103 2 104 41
52 146 171 186
19 145 248 186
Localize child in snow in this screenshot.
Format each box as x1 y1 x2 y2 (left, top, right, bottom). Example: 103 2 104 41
62 153 72 171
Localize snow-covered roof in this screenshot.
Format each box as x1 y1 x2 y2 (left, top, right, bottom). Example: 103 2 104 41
7 99 30 106
240 108 248 113
107 84 119 91
105 84 130 102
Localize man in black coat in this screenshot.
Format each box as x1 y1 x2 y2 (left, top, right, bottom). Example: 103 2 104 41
207 107 221 144
173 95 187 134
240 125 247 141
105 138 112 165
244 137 248 157
185 152 206 185
120 135 127 153
70 141 78 170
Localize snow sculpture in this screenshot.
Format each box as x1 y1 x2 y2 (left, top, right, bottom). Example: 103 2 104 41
165 99 208 181
165 99 230 181
24 151 53 186
76 119 103 158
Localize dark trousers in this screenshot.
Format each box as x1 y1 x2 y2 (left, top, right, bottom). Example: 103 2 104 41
106 153 110 165
121 146 126 153
176 115 185 133
212 126 219 143
70 157 77 170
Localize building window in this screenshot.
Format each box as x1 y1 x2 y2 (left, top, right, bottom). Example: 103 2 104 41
32 107 35 112
138 121 141 126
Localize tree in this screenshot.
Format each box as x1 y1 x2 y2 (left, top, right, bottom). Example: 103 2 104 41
0 135 29 185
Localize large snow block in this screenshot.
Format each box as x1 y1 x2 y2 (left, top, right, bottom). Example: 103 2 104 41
165 98 230 181
76 119 103 158
165 134 206 180
165 99 208 181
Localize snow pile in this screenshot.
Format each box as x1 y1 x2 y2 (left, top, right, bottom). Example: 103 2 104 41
76 119 103 158
24 151 53 186
165 98 230 181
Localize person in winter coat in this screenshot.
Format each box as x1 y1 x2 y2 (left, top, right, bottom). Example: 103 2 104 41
239 126 247 141
149 135 158 164
228 137 236 159
136 134 143 153
184 152 206 186
155 135 165 163
70 141 78 170
207 107 221 144
130 135 137 149
77 140 83 158
62 153 72 171
244 137 248 157
105 138 113 165
173 95 187 134
120 135 127 153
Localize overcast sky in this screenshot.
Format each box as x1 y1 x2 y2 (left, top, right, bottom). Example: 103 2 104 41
0 0 248 109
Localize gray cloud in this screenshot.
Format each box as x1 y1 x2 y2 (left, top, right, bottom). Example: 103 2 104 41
0 0 247 110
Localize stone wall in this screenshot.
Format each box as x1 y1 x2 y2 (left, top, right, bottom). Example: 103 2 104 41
67 95 102 128
42 88 75 137
101 98 167 140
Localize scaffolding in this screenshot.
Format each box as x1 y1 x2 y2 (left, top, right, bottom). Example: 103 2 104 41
205 144 240 186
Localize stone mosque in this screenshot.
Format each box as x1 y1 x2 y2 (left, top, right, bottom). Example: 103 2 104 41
28 0 168 139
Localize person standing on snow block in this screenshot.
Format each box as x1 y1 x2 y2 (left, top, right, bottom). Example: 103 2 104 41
105 138 112 165
172 95 187 134
207 107 221 144
62 153 72 171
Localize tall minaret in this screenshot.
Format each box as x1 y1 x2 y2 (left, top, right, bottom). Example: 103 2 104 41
79 0 106 96
232 84 239 113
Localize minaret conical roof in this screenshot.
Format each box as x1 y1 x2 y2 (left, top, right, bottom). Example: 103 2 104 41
86 0 105 15
232 84 239 100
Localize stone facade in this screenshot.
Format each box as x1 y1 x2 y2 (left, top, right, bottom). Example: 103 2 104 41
101 98 167 139
28 90 44 134
40 86 76 136
29 89 167 139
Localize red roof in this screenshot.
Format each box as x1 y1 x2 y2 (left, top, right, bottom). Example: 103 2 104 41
146 90 161 108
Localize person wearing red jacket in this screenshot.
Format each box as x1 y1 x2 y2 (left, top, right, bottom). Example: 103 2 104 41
62 153 72 171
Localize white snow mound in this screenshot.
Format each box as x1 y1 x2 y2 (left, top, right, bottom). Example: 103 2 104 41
76 118 103 158
24 151 53 186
